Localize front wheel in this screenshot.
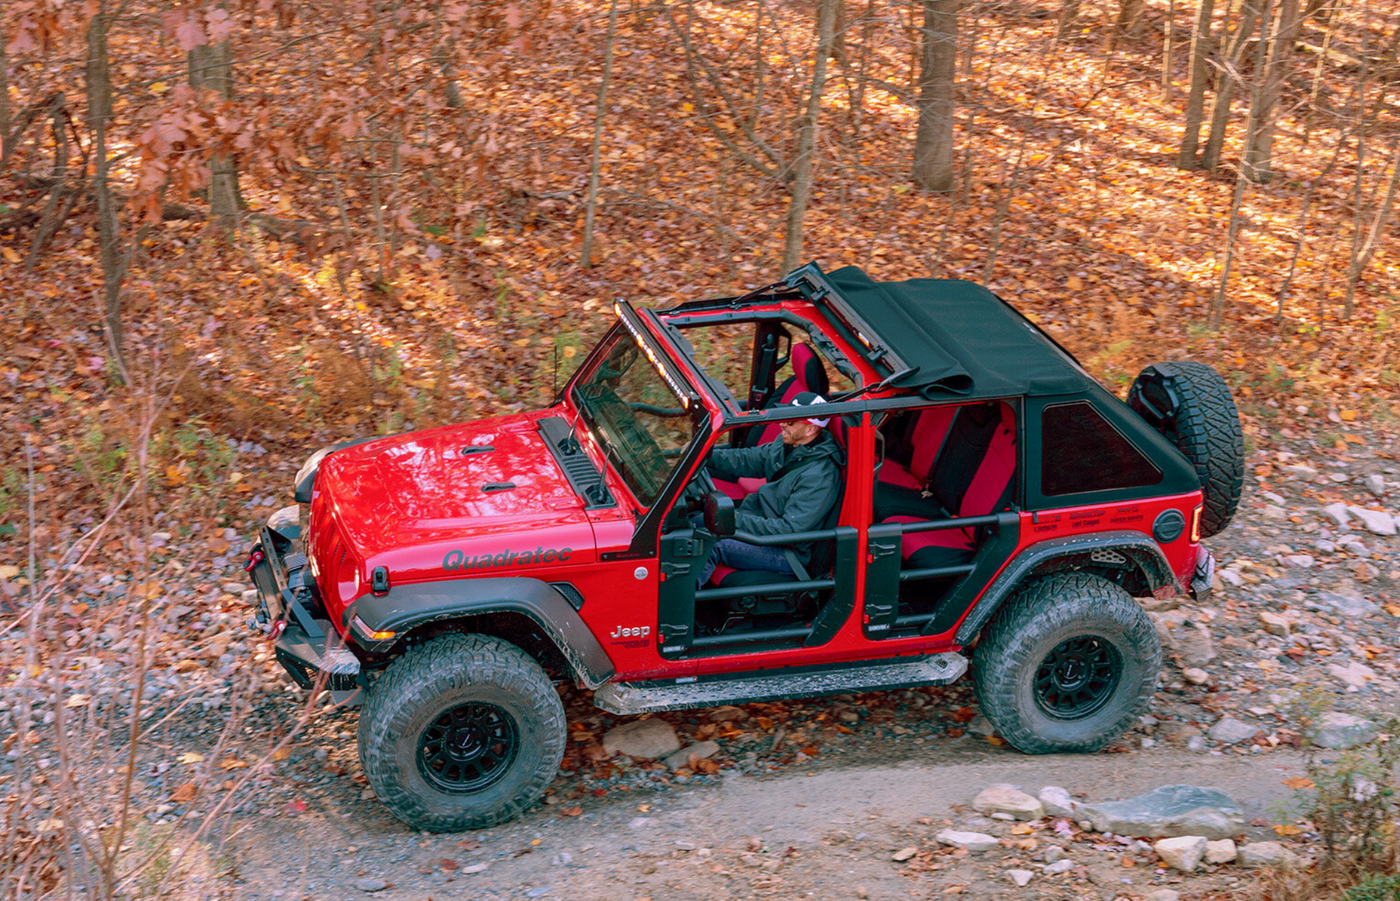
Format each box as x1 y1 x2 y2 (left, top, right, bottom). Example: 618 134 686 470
357 634 566 831
973 573 1161 754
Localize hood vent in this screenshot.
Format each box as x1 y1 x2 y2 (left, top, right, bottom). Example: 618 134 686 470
537 416 615 510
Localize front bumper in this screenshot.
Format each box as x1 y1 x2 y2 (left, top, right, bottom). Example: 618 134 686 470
246 524 361 691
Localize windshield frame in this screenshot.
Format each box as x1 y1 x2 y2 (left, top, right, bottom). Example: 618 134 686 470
567 303 707 509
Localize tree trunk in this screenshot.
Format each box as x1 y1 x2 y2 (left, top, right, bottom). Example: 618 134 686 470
1244 0 1298 181
1057 0 1083 38
912 0 959 193
189 4 241 229
782 0 838 271
88 5 126 382
1161 0 1177 98
1201 0 1261 172
0 41 10 144
1343 138 1400 312
1178 0 1217 168
581 0 621 268
1112 0 1145 46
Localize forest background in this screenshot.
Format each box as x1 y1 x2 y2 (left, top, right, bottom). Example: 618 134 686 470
0 0 1399 896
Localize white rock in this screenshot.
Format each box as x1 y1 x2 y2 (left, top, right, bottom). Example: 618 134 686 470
971 784 1044 820
1322 503 1352 528
1280 554 1314 568
1042 858 1075 874
1205 838 1238 864
1365 474 1387 497
1283 464 1318 481
1259 611 1292 638
935 830 999 852
1147 891 1182 901
1006 869 1034 887
1263 505 1289 522
1328 661 1377 688
602 719 681 759
1209 717 1262 744
1219 569 1245 587
662 740 720 770
1154 835 1208 872
1347 506 1397 536
1182 667 1209 685
1039 785 1082 818
1238 842 1300 868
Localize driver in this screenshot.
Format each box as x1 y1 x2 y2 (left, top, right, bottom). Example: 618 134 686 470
696 393 844 587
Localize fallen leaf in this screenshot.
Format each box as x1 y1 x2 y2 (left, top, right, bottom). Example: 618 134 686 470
177 752 204 764
65 694 91 708
0 565 20 580
273 747 291 761
559 806 583 817
170 783 198 802
1282 777 1314 790
218 756 248 770
1274 824 1303 836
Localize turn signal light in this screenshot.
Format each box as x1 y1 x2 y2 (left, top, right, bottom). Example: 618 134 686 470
1190 505 1203 544
353 616 396 641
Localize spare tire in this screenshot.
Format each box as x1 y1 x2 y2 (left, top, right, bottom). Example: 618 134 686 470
1127 362 1243 538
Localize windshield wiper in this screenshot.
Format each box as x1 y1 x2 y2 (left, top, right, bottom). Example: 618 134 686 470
828 366 919 403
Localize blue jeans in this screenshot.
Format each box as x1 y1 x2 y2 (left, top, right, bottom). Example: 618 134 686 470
696 539 794 589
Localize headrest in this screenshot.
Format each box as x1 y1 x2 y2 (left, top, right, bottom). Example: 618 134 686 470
791 343 830 396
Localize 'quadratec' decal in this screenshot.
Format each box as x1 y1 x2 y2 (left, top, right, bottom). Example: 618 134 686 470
443 547 574 571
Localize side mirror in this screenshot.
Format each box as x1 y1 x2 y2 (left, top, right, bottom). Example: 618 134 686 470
702 491 736 537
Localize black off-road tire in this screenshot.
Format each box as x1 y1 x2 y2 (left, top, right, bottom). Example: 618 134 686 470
357 634 566 832
973 573 1161 755
1128 361 1244 537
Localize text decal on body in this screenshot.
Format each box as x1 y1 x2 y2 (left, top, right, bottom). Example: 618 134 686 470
443 547 574 571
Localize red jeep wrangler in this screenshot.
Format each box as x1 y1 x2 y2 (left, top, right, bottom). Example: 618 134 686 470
247 264 1242 832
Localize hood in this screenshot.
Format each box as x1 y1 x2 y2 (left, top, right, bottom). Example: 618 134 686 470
313 412 597 583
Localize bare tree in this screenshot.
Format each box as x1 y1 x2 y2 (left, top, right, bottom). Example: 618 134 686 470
1057 0 1083 39
1244 0 1300 181
88 2 127 380
912 0 959 192
1202 0 1262 172
581 0 621 268
783 0 839 270
1178 0 1218 167
1112 0 1146 47
189 1 242 228
1343 138 1400 313
1162 0 1178 98
0 41 10 142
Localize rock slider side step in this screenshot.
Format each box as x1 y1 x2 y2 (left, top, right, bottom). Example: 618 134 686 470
593 652 968 716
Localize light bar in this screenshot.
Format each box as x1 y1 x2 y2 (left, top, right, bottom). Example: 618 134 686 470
614 302 691 408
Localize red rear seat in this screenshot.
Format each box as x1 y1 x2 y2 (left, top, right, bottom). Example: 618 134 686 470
878 405 957 490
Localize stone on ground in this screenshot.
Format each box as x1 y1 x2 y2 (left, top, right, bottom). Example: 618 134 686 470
1328 660 1378 688
1237 842 1300 868
1039 785 1082 818
1146 891 1182 901
663 740 720 770
1205 838 1238 864
1309 712 1380 750
1209 716 1262 744
1347 506 1397 535
1006 869 1034 887
602 718 681 759
935 830 999 852
1322 502 1351 527
1364 474 1387 497
1083 785 1244 839
1320 591 1380 617
891 847 918 862
1154 836 1207 872
1041 858 1075 875
1182 667 1210 685
971 784 1044 820
1258 611 1292 637
354 877 389 893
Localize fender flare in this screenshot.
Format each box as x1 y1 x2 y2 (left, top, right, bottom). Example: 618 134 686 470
955 531 1180 646
346 577 616 689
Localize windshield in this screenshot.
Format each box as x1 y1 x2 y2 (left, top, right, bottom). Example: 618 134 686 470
571 327 696 506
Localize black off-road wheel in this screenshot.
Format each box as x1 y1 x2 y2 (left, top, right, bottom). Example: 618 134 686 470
1128 361 1244 537
973 573 1161 754
357 634 566 832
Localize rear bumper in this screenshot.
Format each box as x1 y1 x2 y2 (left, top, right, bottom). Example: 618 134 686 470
247 525 361 691
1189 545 1215 603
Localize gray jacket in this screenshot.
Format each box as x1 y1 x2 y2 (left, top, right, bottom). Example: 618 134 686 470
708 431 844 567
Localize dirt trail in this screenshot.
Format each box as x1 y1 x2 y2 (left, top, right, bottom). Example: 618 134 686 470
236 741 1312 901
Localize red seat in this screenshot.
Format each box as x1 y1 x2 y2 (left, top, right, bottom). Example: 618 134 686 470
878 405 958 490
715 343 830 500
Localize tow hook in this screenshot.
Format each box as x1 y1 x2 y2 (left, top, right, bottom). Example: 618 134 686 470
244 549 265 572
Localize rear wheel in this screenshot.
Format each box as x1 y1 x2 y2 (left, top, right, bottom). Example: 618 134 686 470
973 573 1161 754
1128 361 1244 537
357 634 565 831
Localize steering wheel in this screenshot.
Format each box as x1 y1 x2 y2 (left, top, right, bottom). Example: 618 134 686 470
681 466 715 509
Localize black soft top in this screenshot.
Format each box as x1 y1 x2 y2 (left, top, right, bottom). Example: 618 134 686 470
817 266 1092 400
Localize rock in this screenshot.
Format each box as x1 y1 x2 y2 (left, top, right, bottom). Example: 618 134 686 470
1209 717 1262 744
1182 667 1210 685
461 863 489 874
354 877 389 893
1259 612 1292 638
1322 503 1352 528
1007 869 1034 887
1187 735 1207 751
935 830 999 852
1309 712 1379 749
1354 561 1380 582
602 719 681 759
968 715 996 737
1042 859 1075 875
891 847 918 862
1043 845 1066 863
1083 785 1245 839
662 740 721 770
1319 592 1379 617
1280 554 1314 568
1154 836 1207 872
1365 474 1387 497
1147 891 1182 901
1039 786 1083 818
1219 569 1245 587
1347 506 1397 536
1328 661 1378 688
708 705 746 722
838 710 861 723
1263 505 1289 522
1178 625 1216 667
972 785 1044 820
1283 464 1318 481
1205 839 1238 864
1238 842 1300 868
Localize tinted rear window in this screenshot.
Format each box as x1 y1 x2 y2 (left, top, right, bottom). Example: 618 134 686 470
1041 402 1162 496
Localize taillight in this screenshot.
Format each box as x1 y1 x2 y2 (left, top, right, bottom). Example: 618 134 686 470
1190 505 1203 543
